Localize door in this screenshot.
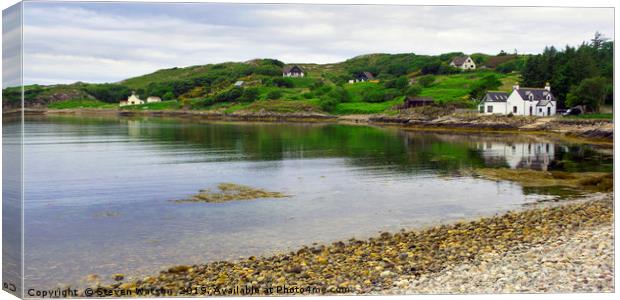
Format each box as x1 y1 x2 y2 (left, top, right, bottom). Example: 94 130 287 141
529 107 533 116
547 107 551 116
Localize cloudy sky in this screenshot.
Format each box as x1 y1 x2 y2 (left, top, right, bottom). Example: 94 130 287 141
14 1 615 85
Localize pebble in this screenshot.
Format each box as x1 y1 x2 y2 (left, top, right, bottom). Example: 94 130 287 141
93 194 612 296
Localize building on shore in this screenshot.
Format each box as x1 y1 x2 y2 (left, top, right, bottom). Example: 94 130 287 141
146 96 162 103
120 92 145 106
402 96 435 108
348 71 375 83
449 55 476 70
282 65 305 77
479 83 557 117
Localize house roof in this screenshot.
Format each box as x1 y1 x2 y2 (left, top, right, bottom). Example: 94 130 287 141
536 99 554 106
483 91 509 102
516 88 555 101
355 71 375 80
405 96 434 102
282 65 304 73
451 56 470 66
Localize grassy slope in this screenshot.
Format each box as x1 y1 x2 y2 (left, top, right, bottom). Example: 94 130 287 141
419 71 520 102
10 53 583 117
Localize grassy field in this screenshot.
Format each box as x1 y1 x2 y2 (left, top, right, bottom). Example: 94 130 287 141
418 71 520 103
47 99 116 109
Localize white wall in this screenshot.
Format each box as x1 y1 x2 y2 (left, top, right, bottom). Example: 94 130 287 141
480 101 507 114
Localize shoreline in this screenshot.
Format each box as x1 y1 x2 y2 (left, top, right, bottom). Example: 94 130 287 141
7 108 614 145
89 193 613 296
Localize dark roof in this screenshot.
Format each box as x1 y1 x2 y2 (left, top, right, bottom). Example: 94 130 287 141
536 100 553 106
355 71 375 80
483 91 509 102
516 88 555 101
451 56 470 66
282 65 304 73
405 96 434 102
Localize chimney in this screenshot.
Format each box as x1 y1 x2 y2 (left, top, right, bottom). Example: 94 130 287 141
544 82 551 91
513 82 519 90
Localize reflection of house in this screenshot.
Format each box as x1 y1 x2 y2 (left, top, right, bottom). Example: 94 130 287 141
479 83 557 116
349 72 375 83
147 96 161 103
450 55 476 70
477 142 555 171
282 65 305 77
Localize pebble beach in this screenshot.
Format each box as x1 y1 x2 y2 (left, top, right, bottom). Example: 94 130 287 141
96 193 614 296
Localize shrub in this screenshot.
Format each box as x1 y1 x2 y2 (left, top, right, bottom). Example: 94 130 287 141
267 90 283 100
418 75 436 87
406 85 422 96
238 87 260 102
272 77 294 88
214 87 243 102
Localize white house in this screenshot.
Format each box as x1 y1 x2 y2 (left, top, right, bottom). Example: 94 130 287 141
282 65 305 77
479 83 557 117
146 96 162 103
450 55 476 70
120 92 144 106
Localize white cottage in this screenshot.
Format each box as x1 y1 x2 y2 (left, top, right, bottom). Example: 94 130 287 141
120 92 144 106
282 65 305 77
479 83 557 117
450 55 476 70
146 96 162 103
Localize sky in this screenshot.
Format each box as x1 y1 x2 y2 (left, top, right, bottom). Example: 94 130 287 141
9 1 616 85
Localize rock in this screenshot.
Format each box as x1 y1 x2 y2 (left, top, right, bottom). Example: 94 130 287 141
112 274 124 281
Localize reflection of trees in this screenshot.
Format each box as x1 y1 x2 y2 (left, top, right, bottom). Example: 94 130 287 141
34 115 612 174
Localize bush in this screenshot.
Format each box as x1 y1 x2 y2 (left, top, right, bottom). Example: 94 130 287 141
318 87 349 112
238 87 260 102
418 75 436 87
319 97 340 112
406 85 422 96
214 87 243 102
267 90 283 99
362 88 400 103
272 77 294 88
302 92 314 99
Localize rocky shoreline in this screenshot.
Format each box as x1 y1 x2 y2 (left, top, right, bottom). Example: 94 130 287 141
14 108 613 144
90 193 613 296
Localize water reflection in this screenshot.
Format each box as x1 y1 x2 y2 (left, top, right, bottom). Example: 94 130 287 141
21 115 612 289
476 141 558 171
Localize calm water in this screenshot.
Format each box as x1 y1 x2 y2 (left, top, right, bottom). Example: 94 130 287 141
16 115 611 289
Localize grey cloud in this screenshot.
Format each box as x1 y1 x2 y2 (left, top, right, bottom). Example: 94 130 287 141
19 2 614 85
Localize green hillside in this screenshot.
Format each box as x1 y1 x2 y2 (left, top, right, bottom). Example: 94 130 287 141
3 53 526 114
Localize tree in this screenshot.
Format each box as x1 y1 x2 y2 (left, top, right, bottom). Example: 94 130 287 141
319 87 349 112
238 88 259 102
405 85 422 96
266 90 282 100
469 74 502 100
565 77 607 112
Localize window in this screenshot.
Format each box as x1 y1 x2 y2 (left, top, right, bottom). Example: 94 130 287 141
487 106 493 113
513 106 517 113
539 108 543 113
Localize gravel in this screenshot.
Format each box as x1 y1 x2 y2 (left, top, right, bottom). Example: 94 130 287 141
390 223 614 294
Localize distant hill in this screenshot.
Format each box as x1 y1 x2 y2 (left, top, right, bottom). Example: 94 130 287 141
2 52 526 111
